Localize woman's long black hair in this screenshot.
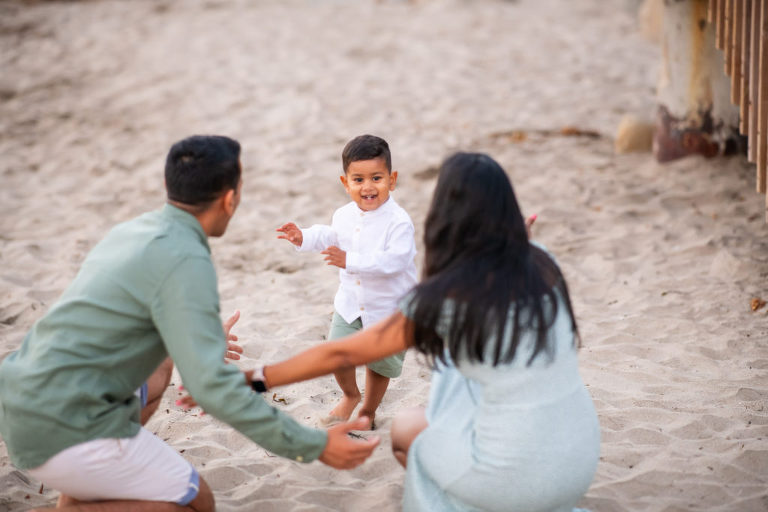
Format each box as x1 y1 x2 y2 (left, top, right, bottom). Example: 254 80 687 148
406 152 579 366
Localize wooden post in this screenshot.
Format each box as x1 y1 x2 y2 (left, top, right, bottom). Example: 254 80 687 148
732 0 743 104
758 0 768 195
749 0 761 161
709 0 717 23
655 0 740 162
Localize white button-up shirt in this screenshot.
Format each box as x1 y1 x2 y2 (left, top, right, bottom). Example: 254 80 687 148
298 197 418 327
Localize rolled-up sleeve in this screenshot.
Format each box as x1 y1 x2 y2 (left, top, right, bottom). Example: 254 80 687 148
150 256 327 462
298 224 338 253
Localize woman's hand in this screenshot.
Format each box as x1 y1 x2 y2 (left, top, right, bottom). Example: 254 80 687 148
525 213 537 238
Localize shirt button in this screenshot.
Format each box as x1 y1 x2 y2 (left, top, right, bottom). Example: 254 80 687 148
360 306 365 311
356 280 361 285
295 455 304 462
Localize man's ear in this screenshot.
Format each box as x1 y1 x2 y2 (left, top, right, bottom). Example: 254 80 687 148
222 188 236 216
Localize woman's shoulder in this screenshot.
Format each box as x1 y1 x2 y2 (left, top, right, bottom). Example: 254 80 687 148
530 240 554 259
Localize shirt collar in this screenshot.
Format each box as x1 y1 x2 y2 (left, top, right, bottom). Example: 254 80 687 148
161 203 211 253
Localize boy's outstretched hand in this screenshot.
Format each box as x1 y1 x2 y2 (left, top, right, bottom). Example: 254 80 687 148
321 246 346 269
277 223 303 247
319 416 380 469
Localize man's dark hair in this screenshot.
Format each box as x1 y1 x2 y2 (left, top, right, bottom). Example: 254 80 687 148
341 134 391 174
165 135 241 205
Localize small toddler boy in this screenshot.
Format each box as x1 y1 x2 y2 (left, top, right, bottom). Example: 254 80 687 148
277 134 417 429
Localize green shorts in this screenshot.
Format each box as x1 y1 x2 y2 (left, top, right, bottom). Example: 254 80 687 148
328 311 405 379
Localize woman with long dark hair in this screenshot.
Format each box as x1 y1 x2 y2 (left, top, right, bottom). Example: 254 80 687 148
240 152 599 510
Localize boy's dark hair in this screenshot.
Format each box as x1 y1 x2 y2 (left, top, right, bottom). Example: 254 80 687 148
341 134 391 173
165 135 241 205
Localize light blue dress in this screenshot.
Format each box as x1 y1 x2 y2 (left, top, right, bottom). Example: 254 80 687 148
401 293 600 512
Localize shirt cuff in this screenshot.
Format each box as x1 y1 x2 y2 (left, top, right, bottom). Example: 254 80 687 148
278 424 329 463
297 229 310 252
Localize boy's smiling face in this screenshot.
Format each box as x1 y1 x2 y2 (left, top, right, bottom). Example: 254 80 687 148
340 158 398 211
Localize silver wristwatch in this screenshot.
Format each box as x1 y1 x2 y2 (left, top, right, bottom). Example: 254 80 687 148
251 366 268 393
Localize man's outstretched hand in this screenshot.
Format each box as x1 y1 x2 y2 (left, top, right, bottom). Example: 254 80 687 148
318 416 380 469
224 310 243 361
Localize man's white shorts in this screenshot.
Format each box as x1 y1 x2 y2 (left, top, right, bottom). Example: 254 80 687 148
27 427 200 505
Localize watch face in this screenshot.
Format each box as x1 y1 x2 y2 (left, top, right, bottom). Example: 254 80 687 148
251 380 268 393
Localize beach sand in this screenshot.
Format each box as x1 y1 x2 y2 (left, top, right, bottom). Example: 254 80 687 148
1 0 767 510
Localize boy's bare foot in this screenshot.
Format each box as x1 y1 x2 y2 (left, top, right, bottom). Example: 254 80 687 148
322 393 361 426
357 409 376 430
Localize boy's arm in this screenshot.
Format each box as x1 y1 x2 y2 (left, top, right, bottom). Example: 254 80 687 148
346 221 416 276
297 224 338 253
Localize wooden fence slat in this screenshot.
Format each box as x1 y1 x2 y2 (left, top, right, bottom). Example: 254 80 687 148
748 0 761 161
732 0 743 103
717 0 727 49
757 0 768 194
709 0 717 23
740 0 752 134
739 0 752 135
725 0 734 72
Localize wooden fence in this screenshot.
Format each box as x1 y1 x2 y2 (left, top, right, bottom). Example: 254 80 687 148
707 0 767 218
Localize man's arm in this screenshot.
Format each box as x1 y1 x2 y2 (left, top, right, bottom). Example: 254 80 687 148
176 366 381 470
151 256 328 462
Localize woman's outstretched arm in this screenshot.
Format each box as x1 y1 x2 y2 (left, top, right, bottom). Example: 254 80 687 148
264 312 411 389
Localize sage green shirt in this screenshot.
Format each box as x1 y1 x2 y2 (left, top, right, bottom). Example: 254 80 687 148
0 204 327 469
